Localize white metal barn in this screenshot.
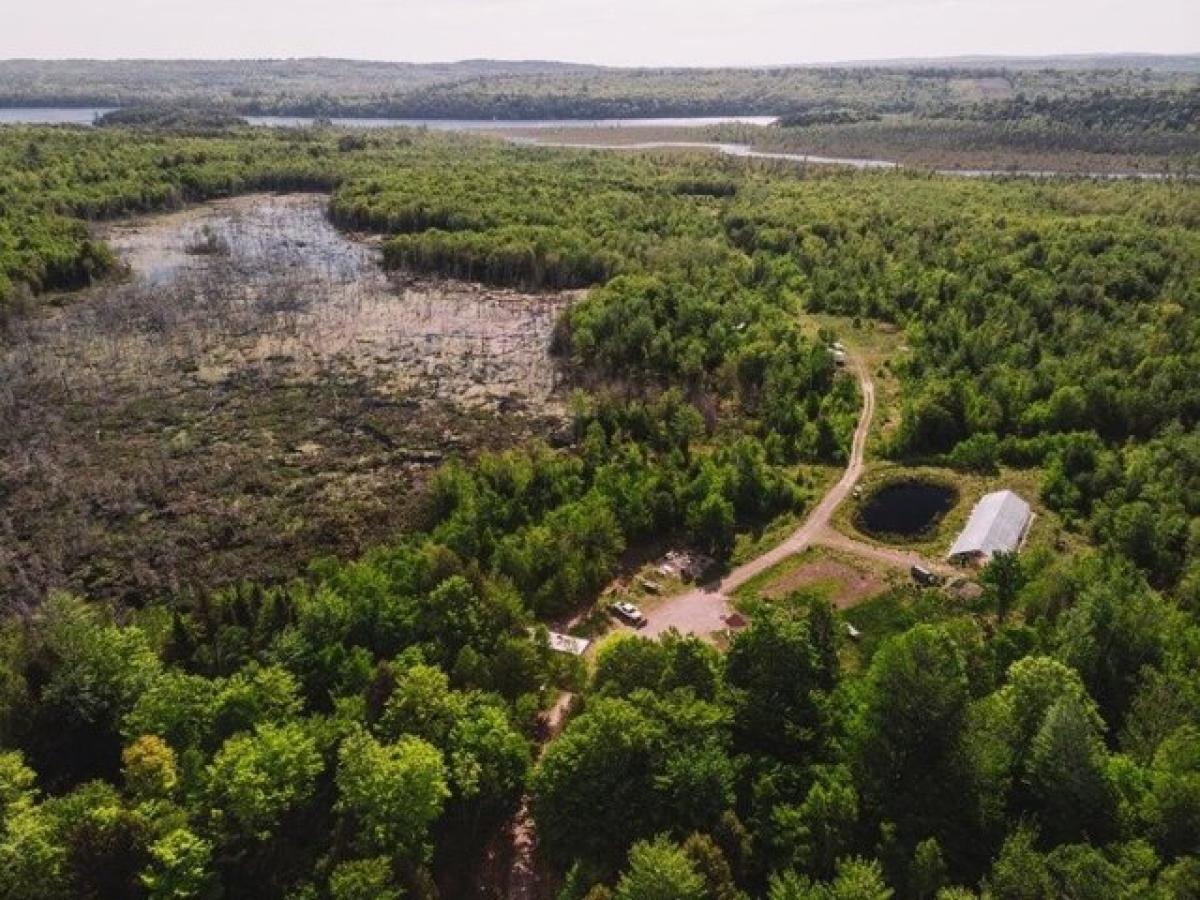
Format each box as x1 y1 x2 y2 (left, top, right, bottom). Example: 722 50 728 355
947 490 1033 565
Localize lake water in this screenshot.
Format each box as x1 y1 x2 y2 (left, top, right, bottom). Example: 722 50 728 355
0 107 777 129
0 107 117 124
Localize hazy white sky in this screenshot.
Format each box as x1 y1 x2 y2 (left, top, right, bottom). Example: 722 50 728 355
1 0 1196 65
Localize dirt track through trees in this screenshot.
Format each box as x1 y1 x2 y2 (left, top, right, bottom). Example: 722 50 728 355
640 350 947 639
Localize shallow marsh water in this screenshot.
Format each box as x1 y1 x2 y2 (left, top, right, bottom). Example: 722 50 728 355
0 193 570 605
99 192 571 412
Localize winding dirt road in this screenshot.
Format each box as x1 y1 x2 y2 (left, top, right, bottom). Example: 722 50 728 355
642 353 877 638
496 692 574 900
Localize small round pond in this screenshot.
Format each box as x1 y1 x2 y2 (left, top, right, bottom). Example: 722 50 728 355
855 480 958 541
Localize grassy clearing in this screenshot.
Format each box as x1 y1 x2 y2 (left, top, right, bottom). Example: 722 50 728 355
799 313 907 459
841 584 961 670
831 461 1075 562
729 541 968 673
733 544 903 612
736 115 1200 175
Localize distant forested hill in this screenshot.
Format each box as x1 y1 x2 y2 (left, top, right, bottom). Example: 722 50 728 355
831 53 1200 71
0 58 598 111
0 56 1197 118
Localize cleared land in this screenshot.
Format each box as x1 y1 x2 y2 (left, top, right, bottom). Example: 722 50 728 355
726 118 1200 175
624 348 874 640
734 546 894 610
831 462 1066 562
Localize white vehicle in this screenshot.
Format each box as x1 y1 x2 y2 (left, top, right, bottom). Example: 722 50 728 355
610 600 648 628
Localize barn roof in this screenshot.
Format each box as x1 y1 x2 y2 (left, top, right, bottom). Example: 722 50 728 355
948 490 1032 559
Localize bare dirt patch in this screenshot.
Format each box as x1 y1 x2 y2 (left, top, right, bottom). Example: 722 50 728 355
757 555 886 609
973 76 1015 99
0 193 571 609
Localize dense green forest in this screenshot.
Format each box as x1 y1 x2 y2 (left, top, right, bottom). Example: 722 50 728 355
925 88 1200 132
0 123 1198 897
5 56 1196 174
94 106 249 131
771 85 1200 134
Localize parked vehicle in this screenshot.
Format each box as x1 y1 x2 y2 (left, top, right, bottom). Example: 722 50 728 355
910 564 942 587
610 600 648 628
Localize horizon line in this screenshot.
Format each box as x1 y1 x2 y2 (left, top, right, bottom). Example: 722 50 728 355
2 50 1199 70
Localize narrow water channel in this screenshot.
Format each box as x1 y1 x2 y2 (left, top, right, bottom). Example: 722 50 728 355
507 136 1181 180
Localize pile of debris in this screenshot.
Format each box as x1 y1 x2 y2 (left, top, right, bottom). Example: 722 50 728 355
656 549 714 582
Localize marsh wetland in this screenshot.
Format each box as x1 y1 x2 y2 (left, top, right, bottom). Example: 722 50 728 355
0 193 570 606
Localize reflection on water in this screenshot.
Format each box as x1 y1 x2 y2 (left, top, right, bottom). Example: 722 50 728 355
0 107 116 124
93 193 572 412
855 481 958 541
0 106 776 130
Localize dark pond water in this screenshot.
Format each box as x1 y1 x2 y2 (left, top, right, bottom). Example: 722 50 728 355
856 481 957 540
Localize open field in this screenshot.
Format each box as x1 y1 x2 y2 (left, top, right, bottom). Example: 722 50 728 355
799 314 907 456
733 545 901 610
0 193 570 608
490 112 1199 176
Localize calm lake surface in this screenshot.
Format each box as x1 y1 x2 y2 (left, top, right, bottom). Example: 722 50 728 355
0 108 777 129
856 481 958 541
0 107 117 124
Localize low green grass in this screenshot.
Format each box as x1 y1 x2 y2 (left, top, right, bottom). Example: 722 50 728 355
800 313 907 459
841 584 958 668
732 548 821 603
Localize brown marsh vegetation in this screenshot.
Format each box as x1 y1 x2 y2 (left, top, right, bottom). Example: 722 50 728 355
0 194 571 609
